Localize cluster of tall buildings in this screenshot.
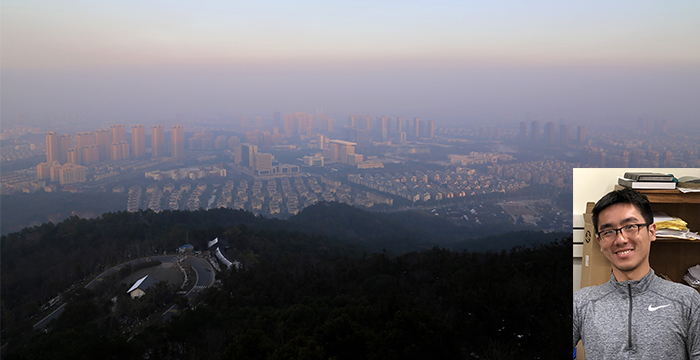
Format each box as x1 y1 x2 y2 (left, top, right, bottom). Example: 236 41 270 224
581 147 694 168
228 142 299 176
518 121 586 146
343 115 434 145
44 124 186 167
36 161 87 185
39 124 186 183
324 140 362 165
228 137 360 175
282 112 333 138
266 111 434 146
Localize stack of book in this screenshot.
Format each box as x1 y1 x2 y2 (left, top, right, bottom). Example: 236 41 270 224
618 172 676 190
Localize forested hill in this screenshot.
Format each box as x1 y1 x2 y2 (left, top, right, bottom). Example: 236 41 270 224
287 201 567 253
1 202 571 359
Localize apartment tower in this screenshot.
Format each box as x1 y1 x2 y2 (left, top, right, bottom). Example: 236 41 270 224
151 125 165 158
171 125 185 159
111 124 126 144
95 129 111 161
59 134 71 163
46 132 60 163
131 125 146 159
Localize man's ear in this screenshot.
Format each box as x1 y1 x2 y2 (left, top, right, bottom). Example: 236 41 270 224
647 222 656 242
595 233 603 250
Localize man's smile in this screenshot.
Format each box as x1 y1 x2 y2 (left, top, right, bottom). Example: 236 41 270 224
614 248 634 259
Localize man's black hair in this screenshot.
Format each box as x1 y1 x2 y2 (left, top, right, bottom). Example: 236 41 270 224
592 187 654 231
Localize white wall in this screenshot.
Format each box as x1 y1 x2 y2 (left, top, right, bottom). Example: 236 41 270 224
572 168 700 293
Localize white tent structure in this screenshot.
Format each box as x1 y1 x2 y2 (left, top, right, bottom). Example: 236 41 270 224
127 275 159 299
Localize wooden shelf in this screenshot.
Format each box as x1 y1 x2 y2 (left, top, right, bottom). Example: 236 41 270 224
655 238 700 243
614 185 700 204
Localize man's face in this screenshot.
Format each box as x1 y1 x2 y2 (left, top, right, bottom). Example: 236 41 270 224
596 203 656 281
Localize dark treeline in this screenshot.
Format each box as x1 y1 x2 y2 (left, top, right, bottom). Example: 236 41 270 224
2 202 571 359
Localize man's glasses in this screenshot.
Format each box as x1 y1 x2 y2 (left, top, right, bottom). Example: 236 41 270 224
596 223 649 242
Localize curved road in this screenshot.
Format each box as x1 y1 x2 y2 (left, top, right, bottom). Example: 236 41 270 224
34 255 215 330
161 256 216 321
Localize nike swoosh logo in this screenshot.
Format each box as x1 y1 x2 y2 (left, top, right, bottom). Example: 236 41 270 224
648 304 671 312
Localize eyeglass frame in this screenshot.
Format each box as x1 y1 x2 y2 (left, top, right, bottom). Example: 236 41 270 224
595 223 650 242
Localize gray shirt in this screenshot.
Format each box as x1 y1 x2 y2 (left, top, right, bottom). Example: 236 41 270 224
573 269 700 359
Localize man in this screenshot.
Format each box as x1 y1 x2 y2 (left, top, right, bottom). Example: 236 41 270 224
573 187 700 359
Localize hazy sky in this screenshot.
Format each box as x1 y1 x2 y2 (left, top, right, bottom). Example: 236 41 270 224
2 1 700 126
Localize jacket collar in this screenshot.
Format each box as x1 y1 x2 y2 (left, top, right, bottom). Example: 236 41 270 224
608 268 656 296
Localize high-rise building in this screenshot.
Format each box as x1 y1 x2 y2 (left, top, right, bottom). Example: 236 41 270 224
75 132 95 150
655 119 668 134
530 121 540 143
307 114 315 135
318 113 331 133
151 125 165 158
67 148 82 165
519 122 527 141
241 143 258 170
327 140 356 164
559 124 569 146
95 129 111 161
376 115 389 140
215 135 228 150
317 134 325 149
413 117 421 139
255 153 274 175
171 125 185 159
58 163 87 185
544 121 555 145
283 114 294 138
229 136 242 164
59 134 71 164
111 141 130 161
111 124 126 144
577 126 586 145
254 116 264 128
37 162 53 179
348 115 359 129
282 113 308 138
83 144 100 165
46 132 60 163
131 125 146 159
272 111 281 128
428 120 435 138
228 136 241 149
638 117 651 133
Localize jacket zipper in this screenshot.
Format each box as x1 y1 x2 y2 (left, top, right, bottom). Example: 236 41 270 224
627 283 633 351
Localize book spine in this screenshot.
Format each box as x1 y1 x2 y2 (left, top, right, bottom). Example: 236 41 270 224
635 176 674 182
623 173 673 182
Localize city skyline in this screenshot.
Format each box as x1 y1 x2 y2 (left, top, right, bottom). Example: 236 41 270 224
2 2 699 126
